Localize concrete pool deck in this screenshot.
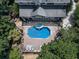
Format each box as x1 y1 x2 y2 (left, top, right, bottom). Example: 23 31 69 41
15 19 60 59
21 22 60 52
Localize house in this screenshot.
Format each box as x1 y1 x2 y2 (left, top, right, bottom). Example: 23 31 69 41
15 0 70 21
15 0 71 53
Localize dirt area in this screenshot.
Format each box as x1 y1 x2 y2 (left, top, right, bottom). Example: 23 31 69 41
15 18 23 29
22 53 38 59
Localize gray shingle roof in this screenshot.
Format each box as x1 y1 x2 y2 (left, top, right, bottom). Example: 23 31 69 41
19 9 33 17
17 0 69 18
15 0 33 3
19 8 66 17
15 0 70 4
47 0 70 3
32 7 47 17
45 9 66 17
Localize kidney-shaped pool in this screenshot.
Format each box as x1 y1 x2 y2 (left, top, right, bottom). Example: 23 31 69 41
27 24 51 39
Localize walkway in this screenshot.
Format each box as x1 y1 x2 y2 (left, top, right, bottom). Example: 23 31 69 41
22 53 38 59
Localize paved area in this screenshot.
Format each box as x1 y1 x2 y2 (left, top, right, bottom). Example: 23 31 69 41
21 22 59 52
15 20 60 59
22 53 38 59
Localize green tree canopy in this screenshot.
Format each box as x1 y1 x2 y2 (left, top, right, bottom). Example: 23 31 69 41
0 16 13 59
37 29 78 59
9 47 21 59
0 16 21 59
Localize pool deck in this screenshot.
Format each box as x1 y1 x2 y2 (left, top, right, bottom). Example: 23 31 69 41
15 19 60 59
21 22 60 52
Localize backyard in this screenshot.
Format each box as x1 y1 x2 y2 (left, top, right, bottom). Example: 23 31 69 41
0 0 79 59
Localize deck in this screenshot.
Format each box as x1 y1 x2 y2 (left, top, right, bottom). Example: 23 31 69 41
21 22 59 52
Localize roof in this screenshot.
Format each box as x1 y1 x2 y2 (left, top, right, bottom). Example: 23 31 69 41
19 8 66 17
19 9 33 17
45 9 66 17
47 0 70 3
15 0 70 4
32 7 47 17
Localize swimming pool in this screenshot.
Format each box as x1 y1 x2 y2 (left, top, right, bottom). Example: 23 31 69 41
27 24 50 39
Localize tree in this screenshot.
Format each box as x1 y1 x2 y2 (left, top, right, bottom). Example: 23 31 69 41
0 0 9 5
37 29 78 59
0 16 21 59
0 0 20 59
0 0 9 14
73 4 79 59
9 47 21 59
37 44 61 59
0 38 9 59
73 5 79 27
0 16 13 59
8 28 21 44
50 39 78 59
9 3 19 18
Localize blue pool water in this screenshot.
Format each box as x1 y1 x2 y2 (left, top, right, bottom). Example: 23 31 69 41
27 24 50 39
34 23 43 27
